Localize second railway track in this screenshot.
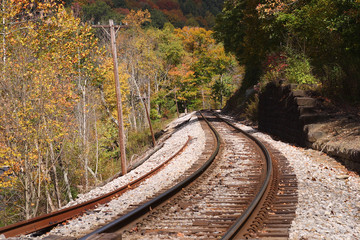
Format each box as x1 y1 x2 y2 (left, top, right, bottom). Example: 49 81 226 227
80 111 298 240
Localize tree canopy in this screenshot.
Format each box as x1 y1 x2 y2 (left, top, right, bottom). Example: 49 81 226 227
65 0 224 28
215 0 360 101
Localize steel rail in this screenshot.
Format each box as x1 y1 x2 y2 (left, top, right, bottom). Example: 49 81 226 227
0 136 191 238
215 113 273 240
79 111 221 239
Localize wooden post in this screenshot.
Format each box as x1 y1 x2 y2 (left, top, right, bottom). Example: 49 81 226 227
109 19 127 175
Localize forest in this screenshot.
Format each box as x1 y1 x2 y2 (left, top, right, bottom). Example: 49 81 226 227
63 0 224 28
0 0 238 225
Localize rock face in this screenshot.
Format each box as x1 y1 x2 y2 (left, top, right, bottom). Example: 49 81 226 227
258 82 360 172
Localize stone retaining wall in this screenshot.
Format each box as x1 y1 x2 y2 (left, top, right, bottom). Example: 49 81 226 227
258 82 324 147
258 82 360 172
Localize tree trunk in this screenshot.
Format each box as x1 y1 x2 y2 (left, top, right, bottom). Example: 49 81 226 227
131 64 148 128
59 157 73 202
77 30 89 191
83 82 89 191
24 144 31 220
34 140 41 217
45 183 55 213
94 109 99 186
45 149 56 212
49 142 61 208
220 75 223 108
87 166 99 182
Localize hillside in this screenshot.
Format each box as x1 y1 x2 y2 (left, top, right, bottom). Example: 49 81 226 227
65 0 224 28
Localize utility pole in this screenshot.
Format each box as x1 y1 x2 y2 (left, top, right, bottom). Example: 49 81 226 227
92 20 128 175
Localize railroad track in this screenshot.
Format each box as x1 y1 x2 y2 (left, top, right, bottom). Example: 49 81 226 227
1 111 297 239
78 111 297 239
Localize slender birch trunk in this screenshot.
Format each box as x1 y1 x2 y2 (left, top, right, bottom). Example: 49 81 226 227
130 93 138 131
24 144 31 219
34 140 41 216
59 157 73 201
45 184 55 212
94 109 99 185
45 149 56 212
77 28 88 191
49 142 61 208
82 80 89 191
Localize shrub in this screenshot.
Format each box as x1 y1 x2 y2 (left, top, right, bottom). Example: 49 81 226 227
259 49 318 93
284 50 318 85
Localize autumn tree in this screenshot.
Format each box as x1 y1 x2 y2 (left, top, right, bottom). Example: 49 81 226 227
0 1 109 224
174 26 237 110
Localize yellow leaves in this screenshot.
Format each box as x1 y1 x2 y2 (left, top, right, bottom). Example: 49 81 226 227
0 175 18 189
175 26 215 53
123 9 151 28
4 0 58 23
1 0 99 173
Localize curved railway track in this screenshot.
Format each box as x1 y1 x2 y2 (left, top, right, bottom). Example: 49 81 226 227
78 111 297 239
0 111 297 239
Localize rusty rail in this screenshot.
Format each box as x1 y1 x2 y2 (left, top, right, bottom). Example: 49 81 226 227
78 111 221 239
215 113 273 239
0 136 191 238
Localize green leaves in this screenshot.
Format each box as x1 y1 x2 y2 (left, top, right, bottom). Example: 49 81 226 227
284 51 317 85
216 0 360 100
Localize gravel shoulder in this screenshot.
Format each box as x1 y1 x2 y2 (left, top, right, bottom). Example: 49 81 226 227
221 113 360 240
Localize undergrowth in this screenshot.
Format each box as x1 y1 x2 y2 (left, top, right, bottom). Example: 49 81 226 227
126 113 177 162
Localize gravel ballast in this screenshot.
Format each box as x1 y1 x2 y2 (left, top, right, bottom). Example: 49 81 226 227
7 112 358 239
221 114 360 240
43 112 206 238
